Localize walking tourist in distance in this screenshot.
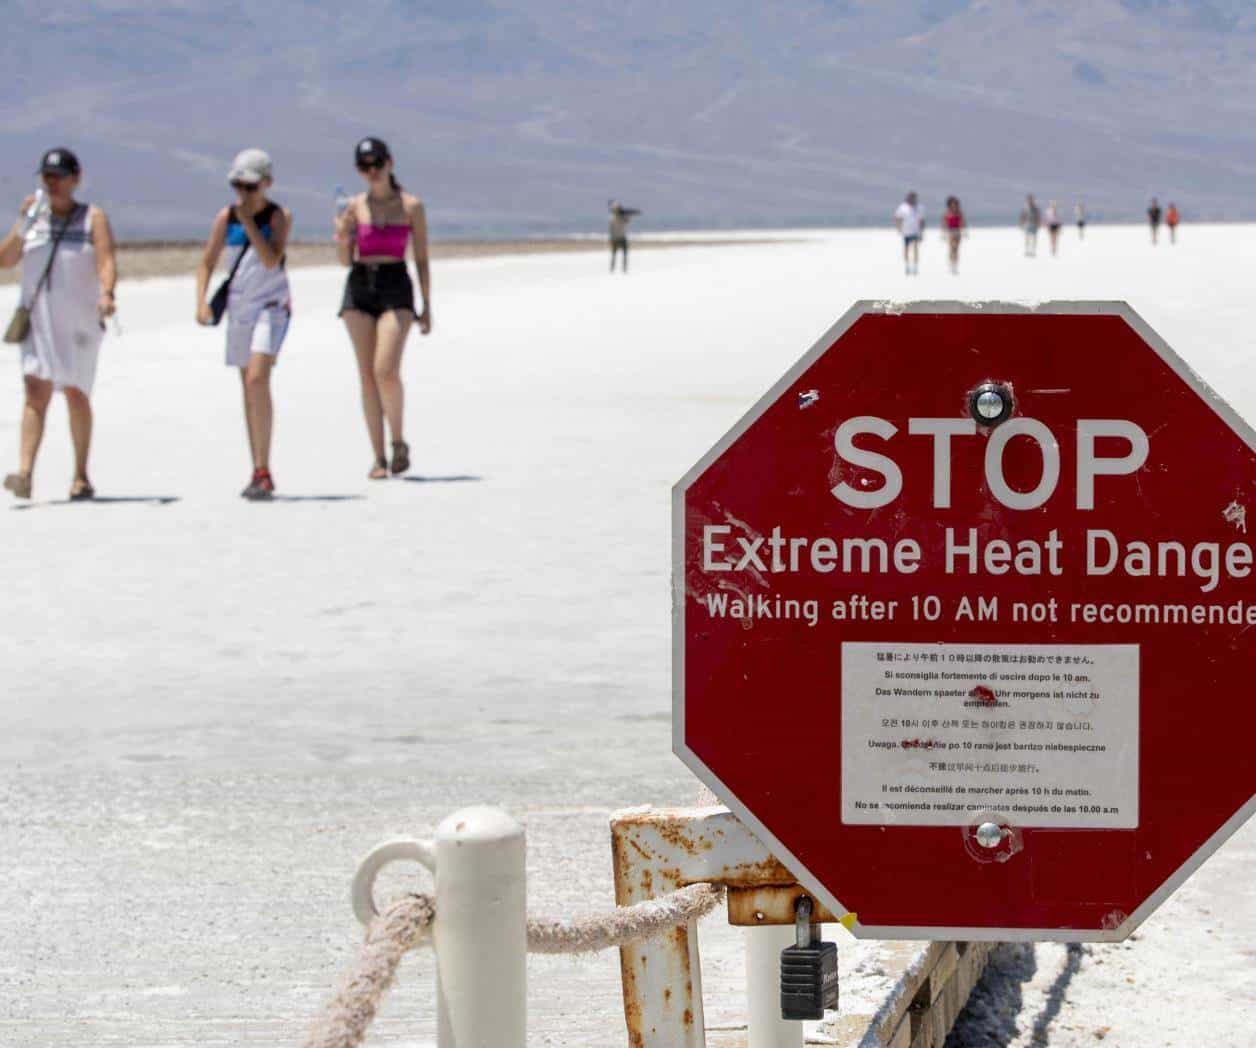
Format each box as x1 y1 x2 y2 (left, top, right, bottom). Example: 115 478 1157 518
194 148 293 500
1019 194 1040 257
0 147 117 501
333 137 432 480
1075 201 1087 239
1045 200 1063 256
1148 197 1162 244
942 196 965 274
1166 202 1180 244
894 191 925 275
608 200 639 273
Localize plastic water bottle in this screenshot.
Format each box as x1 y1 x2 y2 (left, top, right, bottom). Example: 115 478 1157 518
333 185 352 244
19 188 48 235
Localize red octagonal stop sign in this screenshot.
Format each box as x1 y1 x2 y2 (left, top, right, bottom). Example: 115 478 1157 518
675 301 1256 941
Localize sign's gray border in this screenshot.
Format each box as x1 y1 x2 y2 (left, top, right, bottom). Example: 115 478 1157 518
672 299 1256 943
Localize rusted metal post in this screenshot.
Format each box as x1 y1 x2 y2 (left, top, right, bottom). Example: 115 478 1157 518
612 809 708 1046
611 805 803 1046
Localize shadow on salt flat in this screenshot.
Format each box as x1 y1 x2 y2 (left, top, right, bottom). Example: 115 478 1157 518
946 941 1086 1047
403 474 483 484
12 495 181 509
270 494 364 502
1028 943 1085 1045
946 942 1036 1046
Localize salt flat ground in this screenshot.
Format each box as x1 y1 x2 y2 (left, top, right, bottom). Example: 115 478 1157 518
0 225 1252 1047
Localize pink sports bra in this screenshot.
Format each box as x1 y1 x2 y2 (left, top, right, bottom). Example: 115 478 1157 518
357 223 409 259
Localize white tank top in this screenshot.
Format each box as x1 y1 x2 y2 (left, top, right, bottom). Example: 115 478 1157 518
21 202 98 312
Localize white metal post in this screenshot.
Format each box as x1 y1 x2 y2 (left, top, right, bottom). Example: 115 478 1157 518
745 924 804 1048
434 806 527 1048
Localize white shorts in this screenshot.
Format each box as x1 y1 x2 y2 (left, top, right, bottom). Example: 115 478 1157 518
226 303 290 368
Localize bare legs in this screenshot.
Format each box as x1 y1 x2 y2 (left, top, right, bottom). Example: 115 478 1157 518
902 238 920 275
239 353 274 470
18 376 52 476
345 310 385 462
344 309 412 475
64 386 92 487
373 310 410 447
5 377 94 498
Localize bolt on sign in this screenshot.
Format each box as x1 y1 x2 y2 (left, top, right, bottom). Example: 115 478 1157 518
674 301 1256 941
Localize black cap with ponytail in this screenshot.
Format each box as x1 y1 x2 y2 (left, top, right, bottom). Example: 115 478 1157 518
355 136 401 194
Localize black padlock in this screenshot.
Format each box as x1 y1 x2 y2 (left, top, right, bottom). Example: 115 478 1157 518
780 896 839 1021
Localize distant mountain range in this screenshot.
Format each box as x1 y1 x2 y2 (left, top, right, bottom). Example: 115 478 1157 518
3 1 1255 239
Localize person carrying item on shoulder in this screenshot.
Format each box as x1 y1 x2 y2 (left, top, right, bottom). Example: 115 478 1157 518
195 148 293 500
0 147 117 501
333 137 431 479
608 200 639 273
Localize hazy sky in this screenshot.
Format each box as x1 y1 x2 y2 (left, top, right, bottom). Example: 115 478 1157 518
3 1 1255 238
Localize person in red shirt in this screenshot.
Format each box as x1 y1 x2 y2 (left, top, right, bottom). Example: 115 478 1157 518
942 196 965 274
1166 202 1180 244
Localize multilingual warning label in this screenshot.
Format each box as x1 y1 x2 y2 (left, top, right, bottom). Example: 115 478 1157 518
841 642 1139 828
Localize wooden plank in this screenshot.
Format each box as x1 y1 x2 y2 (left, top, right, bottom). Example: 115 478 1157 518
928 944 959 1004
820 939 995 1048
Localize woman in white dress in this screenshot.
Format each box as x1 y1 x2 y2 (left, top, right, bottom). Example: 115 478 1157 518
0 148 117 500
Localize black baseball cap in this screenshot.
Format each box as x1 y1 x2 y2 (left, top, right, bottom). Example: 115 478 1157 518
354 137 391 165
39 147 80 176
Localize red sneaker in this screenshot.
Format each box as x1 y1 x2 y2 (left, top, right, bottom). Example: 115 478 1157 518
241 468 275 500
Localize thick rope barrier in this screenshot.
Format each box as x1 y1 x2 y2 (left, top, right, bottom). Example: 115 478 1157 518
303 892 436 1048
527 881 723 954
304 882 724 1048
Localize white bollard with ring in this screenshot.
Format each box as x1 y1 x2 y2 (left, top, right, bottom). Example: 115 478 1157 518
352 805 527 1047
745 924 804 1048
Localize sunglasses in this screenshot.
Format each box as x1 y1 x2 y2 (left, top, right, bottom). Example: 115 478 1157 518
356 158 386 172
231 180 261 191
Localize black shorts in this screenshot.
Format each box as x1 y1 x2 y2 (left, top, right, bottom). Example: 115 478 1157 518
339 262 415 318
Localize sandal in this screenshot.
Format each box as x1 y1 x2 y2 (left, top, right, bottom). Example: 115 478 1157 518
390 440 410 476
369 455 389 480
70 477 95 501
3 472 32 500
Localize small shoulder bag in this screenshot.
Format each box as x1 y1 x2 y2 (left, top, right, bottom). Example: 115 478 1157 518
209 227 250 326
